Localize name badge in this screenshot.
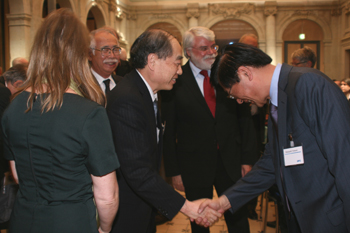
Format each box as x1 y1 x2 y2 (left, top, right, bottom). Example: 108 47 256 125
283 146 304 166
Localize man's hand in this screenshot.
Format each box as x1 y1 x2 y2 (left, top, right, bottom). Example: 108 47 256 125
241 164 252 177
172 175 185 192
180 199 222 227
195 195 231 226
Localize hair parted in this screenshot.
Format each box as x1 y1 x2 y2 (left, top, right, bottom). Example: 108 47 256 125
183 26 215 59
22 8 105 112
291 46 317 68
89 28 119 55
217 43 272 89
129 29 176 69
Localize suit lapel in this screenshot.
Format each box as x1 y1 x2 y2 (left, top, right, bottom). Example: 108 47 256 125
181 62 215 118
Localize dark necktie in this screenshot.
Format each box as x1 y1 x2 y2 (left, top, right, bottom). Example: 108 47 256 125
153 100 158 124
200 70 216 117
103 79 110 95
270 103 278 128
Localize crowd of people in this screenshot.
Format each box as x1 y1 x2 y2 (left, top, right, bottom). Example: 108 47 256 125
1 7 350 233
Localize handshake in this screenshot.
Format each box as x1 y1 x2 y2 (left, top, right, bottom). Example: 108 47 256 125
180 195 232 228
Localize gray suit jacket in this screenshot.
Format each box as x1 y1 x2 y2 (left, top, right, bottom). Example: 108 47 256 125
224 64 350 233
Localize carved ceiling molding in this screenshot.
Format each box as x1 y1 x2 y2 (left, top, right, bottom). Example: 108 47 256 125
292 10 315 18
150 14 173 20
127 12 137 20
209 3 255 19
343 1 350 15
186 3 200 19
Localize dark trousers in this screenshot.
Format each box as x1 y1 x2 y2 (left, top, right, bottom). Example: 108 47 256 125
185 154 250 233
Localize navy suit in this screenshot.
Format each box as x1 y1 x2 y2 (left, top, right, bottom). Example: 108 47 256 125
224 64 350 233
107 70 185 233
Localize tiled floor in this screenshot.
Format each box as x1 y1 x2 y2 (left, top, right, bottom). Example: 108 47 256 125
156 190 278 233
0 191 278 233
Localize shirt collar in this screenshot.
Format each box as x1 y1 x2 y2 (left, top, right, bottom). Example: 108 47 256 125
269 63 282 107
136 70 158 102
189 60 211 78
91 68 113 85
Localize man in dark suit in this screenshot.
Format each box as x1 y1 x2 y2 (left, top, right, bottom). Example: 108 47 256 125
198 43 350 233
107 29 221 233
161 27 257 233
89 28 123 95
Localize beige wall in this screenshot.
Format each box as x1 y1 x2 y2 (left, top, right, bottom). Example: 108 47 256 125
4 0 350 79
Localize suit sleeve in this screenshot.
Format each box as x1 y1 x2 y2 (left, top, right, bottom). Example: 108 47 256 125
294 74 350 230
107 92 185 219
160 89 180 177
223 121 276 213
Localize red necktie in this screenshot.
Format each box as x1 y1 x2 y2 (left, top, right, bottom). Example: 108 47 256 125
200 70 216 117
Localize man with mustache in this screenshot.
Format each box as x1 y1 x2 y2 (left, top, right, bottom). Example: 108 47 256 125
161 26 257 233
89 28 123 95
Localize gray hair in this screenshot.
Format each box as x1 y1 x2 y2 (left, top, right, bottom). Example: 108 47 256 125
3 64 27 84
183 26 215 58
291 46 317 68
89 28 119 55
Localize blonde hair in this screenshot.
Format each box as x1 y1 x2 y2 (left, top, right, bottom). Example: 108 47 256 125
22 8 105 112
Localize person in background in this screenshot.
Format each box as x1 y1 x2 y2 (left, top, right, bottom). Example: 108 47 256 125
161 26 257 233
334 79 341 88
1 8 119 233
89 28 123 95
238 34 258 47
3 64 27 95
11 57 29 68
340 78 350 102
291 46 317 68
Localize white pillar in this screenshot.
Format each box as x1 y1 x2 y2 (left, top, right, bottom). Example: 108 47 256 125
186 3 199 29
264 2 277 65
7 13 32 63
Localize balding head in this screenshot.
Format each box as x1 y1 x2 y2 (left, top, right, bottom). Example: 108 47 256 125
239 34 258 48
12 57 29 67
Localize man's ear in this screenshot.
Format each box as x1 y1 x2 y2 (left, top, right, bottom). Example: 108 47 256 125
237 66 253 81
13 80 23 88
185 48 191 59
147 53 157 71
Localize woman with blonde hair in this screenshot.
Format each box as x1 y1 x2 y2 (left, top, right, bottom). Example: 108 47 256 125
1 8 119 233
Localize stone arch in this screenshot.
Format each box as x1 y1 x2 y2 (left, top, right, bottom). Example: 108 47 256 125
84 2 107 29
139 17 187 37
201 15 265 45
277 14 331 43
56 0 76 12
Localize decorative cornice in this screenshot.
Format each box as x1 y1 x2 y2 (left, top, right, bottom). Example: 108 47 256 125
150 14 172 20
331 8 341 16
343 1 350 15
209 3 255 19
292 10 314 18
264 1 277 16
109 2 116 12
186 3 200 19
126 12 137 20
6 13 32 27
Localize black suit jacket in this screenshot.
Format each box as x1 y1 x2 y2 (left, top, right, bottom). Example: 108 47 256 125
161 62 257 188
0 84 10 179
224 64 350 232
107 69 185 232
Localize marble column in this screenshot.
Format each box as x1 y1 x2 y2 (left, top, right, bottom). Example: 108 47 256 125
186 3 199 29
7 13 32 62
264 2 277 65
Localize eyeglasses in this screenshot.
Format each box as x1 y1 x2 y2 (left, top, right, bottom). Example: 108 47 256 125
291 61 306 66
91 46 121 57
227 85 235 99
191 44 219 53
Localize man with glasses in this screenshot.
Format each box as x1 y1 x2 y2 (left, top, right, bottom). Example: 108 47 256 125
89 28 123 95
161 26 257 233
291 46 317 68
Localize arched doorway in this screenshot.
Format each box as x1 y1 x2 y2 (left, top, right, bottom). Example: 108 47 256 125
86 6 105 32
210 19 258 53
283 19 324 71
146 22 182 45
